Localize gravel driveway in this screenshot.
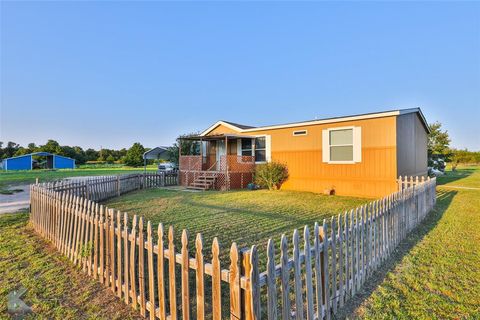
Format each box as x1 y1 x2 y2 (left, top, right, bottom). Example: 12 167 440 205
0 184 31 214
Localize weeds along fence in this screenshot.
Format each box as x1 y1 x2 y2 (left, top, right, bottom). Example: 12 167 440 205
29 176 436 320
44 172 179 202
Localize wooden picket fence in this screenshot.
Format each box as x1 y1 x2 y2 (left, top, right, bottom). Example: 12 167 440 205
29 176 436 320
44 173 178 202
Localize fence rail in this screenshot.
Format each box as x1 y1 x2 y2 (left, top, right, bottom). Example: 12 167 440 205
30 175 436 319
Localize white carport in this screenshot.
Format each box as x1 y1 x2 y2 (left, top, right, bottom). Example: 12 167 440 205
143 147 171 173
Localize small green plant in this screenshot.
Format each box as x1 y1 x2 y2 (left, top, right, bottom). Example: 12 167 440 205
80 242 93 258
254 161 289 190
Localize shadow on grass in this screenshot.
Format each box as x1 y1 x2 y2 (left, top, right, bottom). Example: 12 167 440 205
336 189 457 320
436 168 475 185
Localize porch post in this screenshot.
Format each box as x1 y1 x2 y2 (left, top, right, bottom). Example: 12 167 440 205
200 138 203 170
225 136 229 190
179 139 184 186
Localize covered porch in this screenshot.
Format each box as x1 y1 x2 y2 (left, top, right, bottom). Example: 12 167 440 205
179 134 263 190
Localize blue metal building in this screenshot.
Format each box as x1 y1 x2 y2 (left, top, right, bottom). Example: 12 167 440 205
1 152 75 171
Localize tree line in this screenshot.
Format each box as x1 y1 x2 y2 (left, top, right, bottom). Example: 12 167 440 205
428 122 480 168
0 140 153 167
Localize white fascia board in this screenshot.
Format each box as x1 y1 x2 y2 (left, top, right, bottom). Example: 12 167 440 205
200 108 429 135
399 107 430 133
199 121 245 136
242 110 401 132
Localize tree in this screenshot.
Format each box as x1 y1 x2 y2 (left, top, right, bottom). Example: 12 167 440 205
27 143 38 153
428 122 451 156
73 146 86 164
2 141 20 158
14 147 30 156
85 148 99 162
39 140 63 155
123 143 145 167
449 148 480 170
106 155 115 164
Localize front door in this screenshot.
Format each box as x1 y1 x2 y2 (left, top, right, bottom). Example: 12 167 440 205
216 140 226 170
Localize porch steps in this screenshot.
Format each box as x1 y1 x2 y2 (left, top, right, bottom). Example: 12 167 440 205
186 175 217 191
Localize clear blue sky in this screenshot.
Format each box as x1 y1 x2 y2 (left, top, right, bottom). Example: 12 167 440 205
1 1 479 150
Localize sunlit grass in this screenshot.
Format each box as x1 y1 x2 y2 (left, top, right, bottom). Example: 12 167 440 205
353 166 480 319
0 213 142 319
0 167 156 188
105 188 368 265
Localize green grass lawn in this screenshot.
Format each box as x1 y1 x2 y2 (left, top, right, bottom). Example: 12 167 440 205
105 189 368 265
349 166 480 319
0 213 142 320
0 167 157 189
437 165 480 188
2 166 478 318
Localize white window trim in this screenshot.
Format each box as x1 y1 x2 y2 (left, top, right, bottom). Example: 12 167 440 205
253 135 271 164
322 126 361 164
293 129 308 136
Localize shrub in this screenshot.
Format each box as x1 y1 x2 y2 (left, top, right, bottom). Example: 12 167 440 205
254 162 289 190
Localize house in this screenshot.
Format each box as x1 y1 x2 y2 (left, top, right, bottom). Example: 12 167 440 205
179 108 429 198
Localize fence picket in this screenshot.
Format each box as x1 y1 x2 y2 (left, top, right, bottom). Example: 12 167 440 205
123 213 130 305
229 242 240 320
130 215 138 309
147 222 156 320
304 226 314 320
320 220 330 320
212 237 222 320
330 217 337 314
337 215 344 308
168 226 177 320
117 211 123 298
280 235 290 320
138 217 146 316
293 229 303 320
181 230 190 320
313 223 323 320
157 224 166 320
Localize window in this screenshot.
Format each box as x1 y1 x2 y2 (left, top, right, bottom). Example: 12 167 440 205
255 137 266 162
241 138 253 156
293 130 307 136
329 129 353 161
322 126 361 163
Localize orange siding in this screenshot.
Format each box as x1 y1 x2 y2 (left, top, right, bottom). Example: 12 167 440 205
206 117 399 198
208 125 241 135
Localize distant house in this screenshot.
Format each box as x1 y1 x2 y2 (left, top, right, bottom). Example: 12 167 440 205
179 108 429 198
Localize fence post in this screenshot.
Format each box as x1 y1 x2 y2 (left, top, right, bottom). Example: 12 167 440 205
117 175 120 197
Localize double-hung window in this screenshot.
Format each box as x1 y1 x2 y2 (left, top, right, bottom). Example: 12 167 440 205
330 129 353 161
322 127 362 163
241 138 253 156
255 137 266 162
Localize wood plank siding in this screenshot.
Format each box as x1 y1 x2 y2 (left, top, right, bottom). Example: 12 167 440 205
396 113 428 177
200 109 429 198
206 116 399 198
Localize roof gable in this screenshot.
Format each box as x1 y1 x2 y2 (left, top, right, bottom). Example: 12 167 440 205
200 121 253 136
